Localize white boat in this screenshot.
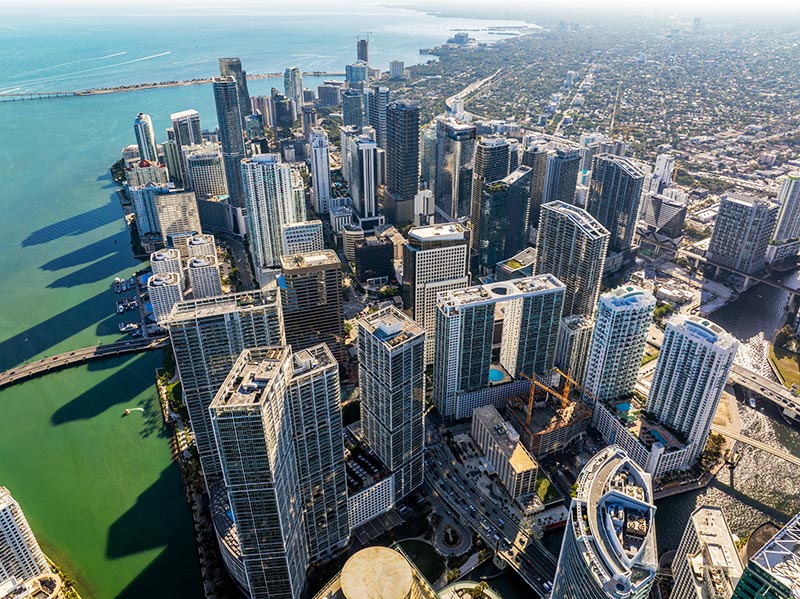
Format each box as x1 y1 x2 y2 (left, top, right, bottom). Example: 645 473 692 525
748 397 757 409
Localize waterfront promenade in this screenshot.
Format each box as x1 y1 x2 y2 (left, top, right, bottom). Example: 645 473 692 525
0 337 168 389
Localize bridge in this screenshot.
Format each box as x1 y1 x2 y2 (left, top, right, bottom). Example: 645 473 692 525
0 91 78 102
676 249 800 296
729 364 800 422
0 337 169 389
710 425 800 468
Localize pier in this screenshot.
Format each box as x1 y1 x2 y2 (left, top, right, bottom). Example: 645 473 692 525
0 91 77 102
0 337 169 389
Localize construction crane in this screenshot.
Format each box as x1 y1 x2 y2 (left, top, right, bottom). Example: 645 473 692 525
518 369 597 427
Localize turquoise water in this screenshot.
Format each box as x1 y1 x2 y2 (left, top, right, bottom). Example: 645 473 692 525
489 367 504 382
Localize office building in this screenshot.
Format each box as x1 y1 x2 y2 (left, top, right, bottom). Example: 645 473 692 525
345 61 368 89
341 129 383 232
646 315 737 464
732 512 800 599
434 118 476 220
133 112 157 162
671 507 742 599
542 145 581 205
161 138 182 186
639 192 687 239
279 251 345 362
767 172 800 264
521 140 549 240
390 60 405 79
342 89 364 129
128 182 169 235
552 445 657 599
583 286 655 404
251 95 272 127
209 348 307 599
150 248 182 278
148 272 183 324
213 77 246 207
317 84 341 107
358 307 425 501
535 201 609 317
476 166 532 270
309 128 333 214
433 275 565 419
219 57 251 130
281 220 324 256
402 223 470 363
707 192 778 277
125 159 169 187
270 89 295 128
156 191 201 245
343 224 365 261
357 37 368 62
241 154 297 278
385 100 420 224
283 67 303 118
185 145 227 200
648 153 675 194
187 255 222 298
470 136 510 255
301 104 317 141
166 289 284 478
354 236 394 283
413 189 435 227
587 155 646 254
367 86 390 149
554 314 594 386
471 406 538 500
170 109 203 186
0 486 49 583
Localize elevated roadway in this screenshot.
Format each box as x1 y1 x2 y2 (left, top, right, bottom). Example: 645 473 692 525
710 425 800 467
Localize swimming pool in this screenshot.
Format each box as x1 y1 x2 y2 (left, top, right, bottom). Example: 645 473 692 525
489 367 504 383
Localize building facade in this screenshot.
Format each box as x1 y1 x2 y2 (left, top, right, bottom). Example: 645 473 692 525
213 77 246 207
0 486 49 583
148 272 183 324
434 118 476 221
587 155 646 254
281 220 324 256
186 255 223 299
385 100 421 224
309 128 333 214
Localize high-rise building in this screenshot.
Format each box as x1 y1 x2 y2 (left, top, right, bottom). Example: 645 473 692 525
671 507 742 599
166 289 284 478
0 486 49 582
552 445 657 599
125 159 170 187
477 166 532 270
587 155 646 254
470 136 510 255
283 67 303 118
251 95 272 127
535 200 609 317
187 255 222 299
133 112 157 162
209 347 307 599
367 86 390 149
155 191 201 245
554 314 594 386
342 89 365 129
358 307 425 501
270 89 295 128
648 153 675 194
521 140 549 241
385 100 420 224
433 275 565 419
185 145 227 200
542 145 581 205
354 236 394 283
402 223 470 363
583 286 655 403
219 57 251 130
281 220 324 256
150 248 183 278
646 315 738 463
241 154 297 277
316 84 341 107
356 37 368 62
389 60 405 79
707 192 778 277
434 118 476 221
345 61 369 89
128 182 170 235
639 192 687 239
301 104 317 141
767 172 800 264
309 128 333 214
213 77 246 207
413 189 435 227
731 512 800 599
278 251 345 362
148 272 183 324
186 233 216 258
341 129 382 231
170 109 203 186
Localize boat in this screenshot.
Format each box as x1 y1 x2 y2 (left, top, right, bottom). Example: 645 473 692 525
118 322 139 333
128 277 135 287
123 409 131 416
748 397 757 409
120 281 127 292
114 277 122 293
116 300 125 314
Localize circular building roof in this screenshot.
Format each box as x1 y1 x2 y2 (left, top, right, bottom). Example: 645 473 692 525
340 547 414 599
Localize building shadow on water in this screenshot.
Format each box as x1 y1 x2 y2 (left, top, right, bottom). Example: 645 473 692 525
40 234 124 273
48 250 132 289
22 194 121 248
107 465 203 599
710 479 792 523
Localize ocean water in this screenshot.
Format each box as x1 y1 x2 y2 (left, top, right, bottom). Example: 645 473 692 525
0 7 529 598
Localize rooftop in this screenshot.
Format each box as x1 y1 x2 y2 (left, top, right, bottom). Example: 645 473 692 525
188 255 216 268
542 200 610 240
497 247 536 272
668 314 738 351
151 248 181 262
210 347 289 408
359 306 424 348
148 272 181 287
685 507 743 599
280 250 340 271
168 289 278 323
438 274 565 311
750 512 800 599
599 285 656 310
474 405 538 474
407 222 468 243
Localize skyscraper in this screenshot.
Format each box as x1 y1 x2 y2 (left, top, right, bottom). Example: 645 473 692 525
583 285 656 404
148 272 183 324
241 154 296 278
357 37 368 62
0 486 49 582
542 145 581 205
170 109 203 186
587 155 646 254
521 140 549 241
552 445 657 599
731 512 800 599
477 166 532 270
554 314 594 385
283 67 303 118
342 89 365 129
707 192 778 277
434 117 476 220
185 144 227 200
390 60 405 79
345 61 369 89
150 248 182 278
186 233 216 258
646 315 738 464
186 255 222 299
213 77 246 207
301 104 317 141
309 128 332 214
278 251 345 363
155 191 201 245
402 222 470 363
219 57 252 130
470 136 510 255
133 112 157 162
367 86 390 149
767 172 800 264
535 200 609 317
128 182 169 235
358 307 426 502
433 275 565 419
671 507 742 599
385 100 421 224
281 220 324 256
166 289 284 478
209 347 307 599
